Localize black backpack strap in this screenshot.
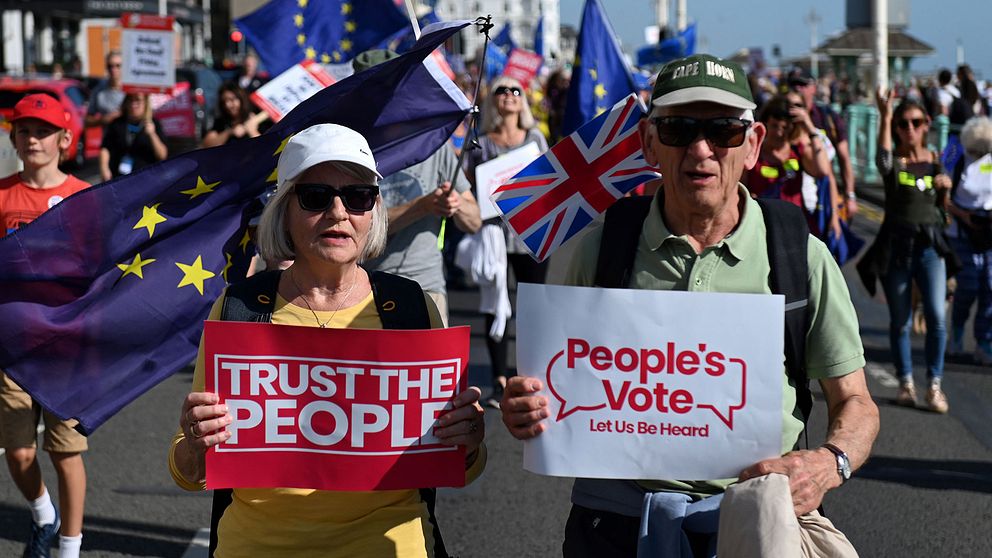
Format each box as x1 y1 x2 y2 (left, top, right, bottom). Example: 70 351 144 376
369 270 432 329
594 196 654 288
756 198 812 425
210 270 282 557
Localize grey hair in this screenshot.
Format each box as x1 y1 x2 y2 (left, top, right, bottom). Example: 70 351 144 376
481 76 536 133
961 116 992 157
256 161 386 264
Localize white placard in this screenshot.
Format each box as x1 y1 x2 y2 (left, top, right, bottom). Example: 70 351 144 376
476 142 541 220
250 60 336 122
518 284 784 480
120 14 175 93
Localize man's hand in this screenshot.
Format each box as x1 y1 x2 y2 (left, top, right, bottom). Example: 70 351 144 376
738 447 840 516
500 376 550 440
845 197 859 217
427 181 461 218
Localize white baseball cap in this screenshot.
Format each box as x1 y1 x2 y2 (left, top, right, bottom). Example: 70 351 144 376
276 124 382 190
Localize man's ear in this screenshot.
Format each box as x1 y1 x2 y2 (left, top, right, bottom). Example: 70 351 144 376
638 118 659 167
743 122 766 170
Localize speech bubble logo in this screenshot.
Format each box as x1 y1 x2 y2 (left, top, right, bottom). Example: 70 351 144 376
545 350 606 421
694 358 746 429
545 339 748 429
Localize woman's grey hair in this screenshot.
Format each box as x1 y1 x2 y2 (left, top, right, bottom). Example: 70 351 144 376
256 161 386 264
481 76 536 133
961 116 992 157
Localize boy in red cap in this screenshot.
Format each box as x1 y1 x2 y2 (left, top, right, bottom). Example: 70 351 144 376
0 93 90 558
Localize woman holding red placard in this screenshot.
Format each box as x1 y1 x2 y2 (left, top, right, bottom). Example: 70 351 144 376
168 123 486 557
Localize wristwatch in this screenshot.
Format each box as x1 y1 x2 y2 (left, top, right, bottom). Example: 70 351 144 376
822 443 852 484
846 191 857 200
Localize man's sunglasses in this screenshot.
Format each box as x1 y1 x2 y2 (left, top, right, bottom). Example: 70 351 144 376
897 118 927 130
294 184 379 213
493 86 522 97
650 116 752 148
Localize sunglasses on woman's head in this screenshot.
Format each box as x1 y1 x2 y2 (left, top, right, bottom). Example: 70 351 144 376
294 184 379 213
650 116 752 148
493 86 522 97
897 118 926 130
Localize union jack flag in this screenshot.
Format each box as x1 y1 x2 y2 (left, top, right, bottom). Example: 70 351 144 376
491 94 660 262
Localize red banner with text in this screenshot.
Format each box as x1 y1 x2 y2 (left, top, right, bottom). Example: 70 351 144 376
204 321 470 491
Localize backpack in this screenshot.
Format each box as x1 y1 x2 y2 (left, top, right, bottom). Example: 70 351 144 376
593 196 813 427
208 269 448 558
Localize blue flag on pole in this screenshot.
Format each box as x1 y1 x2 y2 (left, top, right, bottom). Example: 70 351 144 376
562 0 638 136
494 22 517 51
0 21 473 434
533 17 544 57
235 0 410 75
636 23 697 68
375 11 441 54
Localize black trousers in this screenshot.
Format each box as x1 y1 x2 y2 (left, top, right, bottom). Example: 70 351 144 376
562 503 713 558
485 253 548 381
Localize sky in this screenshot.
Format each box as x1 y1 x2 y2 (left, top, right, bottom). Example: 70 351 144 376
558 0 991 80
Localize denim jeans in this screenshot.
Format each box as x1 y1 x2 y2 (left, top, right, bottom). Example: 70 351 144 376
881 245 947 381
950 234 992 344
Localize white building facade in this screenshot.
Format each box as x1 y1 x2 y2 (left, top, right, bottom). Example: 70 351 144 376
435 0 561 65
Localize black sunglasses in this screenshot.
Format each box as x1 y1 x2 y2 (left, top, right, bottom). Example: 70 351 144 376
650 116 752 148
493 86 522 97
294 183 379 213
897 118 926 130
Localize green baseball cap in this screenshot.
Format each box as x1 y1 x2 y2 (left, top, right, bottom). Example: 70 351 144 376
651 53 756 110
352 49 399 73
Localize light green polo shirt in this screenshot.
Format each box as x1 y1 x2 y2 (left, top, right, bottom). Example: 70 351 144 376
564 186 865 496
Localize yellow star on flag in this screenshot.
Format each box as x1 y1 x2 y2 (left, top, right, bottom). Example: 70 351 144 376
176 255 215 296
297 33 306 46
595 107 607 117
341 3 351 15
345 20 356 32
180 176 220 199
294 13 304 27
589 69 598 80
274 134 293 156
333 52 342 62
117 253 155 279
305 47 316 59
267 167 278 183
221 253 234 282
297 0 308 7
594 83 607 100
320 53 331 63
339 39 352 52
239 230 252 253
133 204 167 238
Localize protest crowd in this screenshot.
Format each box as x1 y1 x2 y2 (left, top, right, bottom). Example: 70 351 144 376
0 0 989 557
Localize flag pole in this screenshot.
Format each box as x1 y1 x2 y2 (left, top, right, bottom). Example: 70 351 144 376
403 0 422 40
438 15 494 250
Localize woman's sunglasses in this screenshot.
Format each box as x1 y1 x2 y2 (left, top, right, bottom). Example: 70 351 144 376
650 116 752 148
294 184 379 213
897 118 927 130
493 86 522 97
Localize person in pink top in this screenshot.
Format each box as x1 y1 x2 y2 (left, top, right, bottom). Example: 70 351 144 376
0 93 91 558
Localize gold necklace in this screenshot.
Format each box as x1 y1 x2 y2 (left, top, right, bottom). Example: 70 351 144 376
289 268 357 328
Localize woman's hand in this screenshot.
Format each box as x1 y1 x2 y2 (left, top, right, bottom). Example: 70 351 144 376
435 386 484 459
500 376 550 440
789 106 817 136
934 173 952 191
180 391 232 452
144 120 158 137
875 87 894 118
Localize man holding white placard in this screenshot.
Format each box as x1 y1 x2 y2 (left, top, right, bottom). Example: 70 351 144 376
500 53 879 557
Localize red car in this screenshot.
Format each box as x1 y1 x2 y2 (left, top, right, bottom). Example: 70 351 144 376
0 76 102 167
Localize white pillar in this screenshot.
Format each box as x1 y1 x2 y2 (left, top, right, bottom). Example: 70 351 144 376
656 0 669 30
676 0 687 31
203 0 212 64
873 0 888 93
3 11 24 73
38 15 54 65
956 40 965 65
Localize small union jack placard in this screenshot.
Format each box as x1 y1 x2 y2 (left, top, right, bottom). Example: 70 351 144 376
491 94 659 262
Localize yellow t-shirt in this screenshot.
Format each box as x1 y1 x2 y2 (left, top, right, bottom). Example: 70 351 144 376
168 287 486 557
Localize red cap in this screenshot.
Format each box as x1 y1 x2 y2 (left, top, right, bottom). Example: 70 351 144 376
12 93 71 129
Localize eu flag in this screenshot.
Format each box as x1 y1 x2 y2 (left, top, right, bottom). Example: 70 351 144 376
235 0 410 75
494 22 517 51
0 21 473 434
562 0 639 136
636 23 697 68
534 17 544 57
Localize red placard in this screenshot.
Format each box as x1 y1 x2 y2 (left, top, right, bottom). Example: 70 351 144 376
204 321 470 491
502 48 544 90
150 81 196 138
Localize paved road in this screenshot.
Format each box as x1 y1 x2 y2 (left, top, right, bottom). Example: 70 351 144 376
1 184 990 556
